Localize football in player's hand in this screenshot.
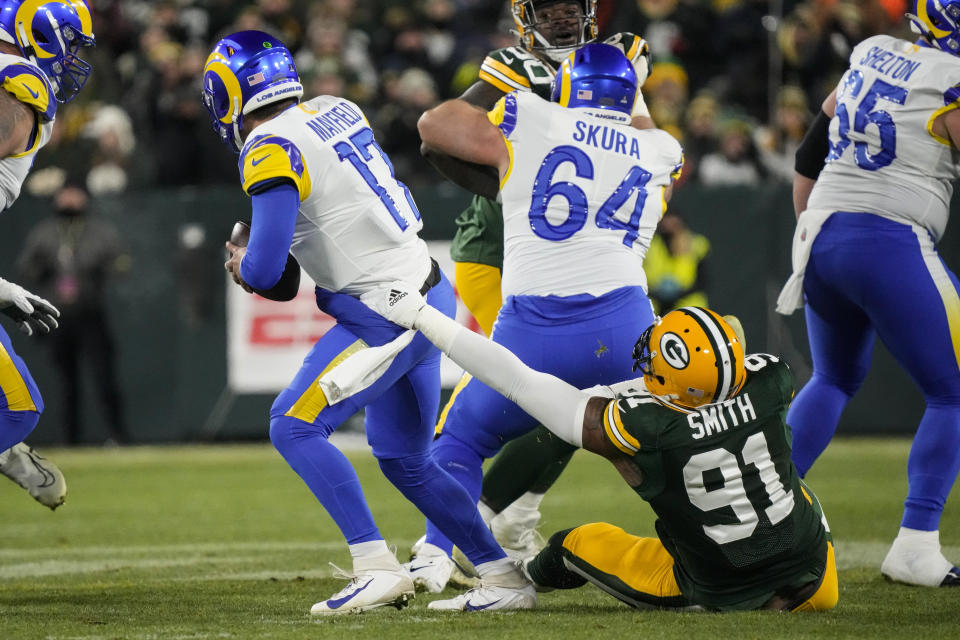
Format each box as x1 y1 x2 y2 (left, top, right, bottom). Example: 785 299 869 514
228 220 301 302
230 220 252 246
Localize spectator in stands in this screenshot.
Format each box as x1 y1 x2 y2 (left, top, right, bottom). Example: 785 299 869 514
643 59 689 141
643 211 710 313
698 117 767 186
375 67 440 190
755 86 811 183
679 91 720 183
16 183 131 445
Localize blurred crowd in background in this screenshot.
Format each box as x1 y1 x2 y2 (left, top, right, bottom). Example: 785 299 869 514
24 0 913 199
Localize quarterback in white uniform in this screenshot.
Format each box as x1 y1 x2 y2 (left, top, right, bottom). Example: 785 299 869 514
781 1 960 587
205 30 536 615
412 43 683 607
0 0 94 510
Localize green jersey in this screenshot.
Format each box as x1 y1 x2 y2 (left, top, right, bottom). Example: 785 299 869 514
450 46 556 268
602 355 828 610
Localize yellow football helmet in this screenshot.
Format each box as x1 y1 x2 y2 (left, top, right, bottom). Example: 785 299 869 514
632 307 746 409
511 0 598 62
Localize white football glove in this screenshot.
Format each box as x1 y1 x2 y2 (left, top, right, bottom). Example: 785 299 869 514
603 32 651 85
359 281 427 329
0 277 60 337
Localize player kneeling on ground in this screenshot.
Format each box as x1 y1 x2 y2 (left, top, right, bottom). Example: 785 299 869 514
361 281 838 612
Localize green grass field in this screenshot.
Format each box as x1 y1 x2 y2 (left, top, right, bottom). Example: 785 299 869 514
1 437 957 639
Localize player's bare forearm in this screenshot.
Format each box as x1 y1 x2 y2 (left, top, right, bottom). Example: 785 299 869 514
421 142 499 199
0 91 36 158
418 99 507 171
417 79 510 188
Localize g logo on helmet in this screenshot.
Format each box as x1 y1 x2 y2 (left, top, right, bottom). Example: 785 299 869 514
659 332 689 370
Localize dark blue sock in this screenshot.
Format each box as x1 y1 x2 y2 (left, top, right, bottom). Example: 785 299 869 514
903 404 960 530
379 450 504 566
269 414 381 544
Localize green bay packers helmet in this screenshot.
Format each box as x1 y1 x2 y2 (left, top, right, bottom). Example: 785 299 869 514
632 307 746 409
511 0 598 62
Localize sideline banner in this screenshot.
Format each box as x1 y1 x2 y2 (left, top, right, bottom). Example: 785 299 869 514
226 241 477 394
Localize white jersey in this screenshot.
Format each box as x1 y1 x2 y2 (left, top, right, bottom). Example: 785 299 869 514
0 53 56 211
808 35 960 241
239 96 431 295
490 91 683 298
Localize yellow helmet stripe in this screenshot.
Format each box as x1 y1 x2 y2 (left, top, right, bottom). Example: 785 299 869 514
70 0 93 37
203 59 243 125
918 1 952 39
16 0 57 58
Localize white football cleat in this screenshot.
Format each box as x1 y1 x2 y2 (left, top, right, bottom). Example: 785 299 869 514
0 443 66 510
881 529 960 587
491 505 545 563
405 542 454 593
311 555 415 615
427 565 536 612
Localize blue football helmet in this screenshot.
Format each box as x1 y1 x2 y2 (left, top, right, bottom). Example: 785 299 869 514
0 0 95 102
908 0 960 55
202 30 303 152
550 42 637 116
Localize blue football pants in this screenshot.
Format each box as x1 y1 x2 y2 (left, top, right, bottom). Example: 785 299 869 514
268 273 506 565
789 213 960 531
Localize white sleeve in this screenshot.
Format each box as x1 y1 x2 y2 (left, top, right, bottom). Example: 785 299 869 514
415 305 589 447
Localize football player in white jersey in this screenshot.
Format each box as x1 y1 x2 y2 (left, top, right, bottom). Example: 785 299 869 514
204 31 536 614
0 0 95 510
779 1 960 587
409 43 683 604
424 0 654 575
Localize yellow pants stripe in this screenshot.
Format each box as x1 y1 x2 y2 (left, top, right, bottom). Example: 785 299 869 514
453 261 502 337
913 227 960 371
284 339 366 423
435 373 473 436
0 340 36 412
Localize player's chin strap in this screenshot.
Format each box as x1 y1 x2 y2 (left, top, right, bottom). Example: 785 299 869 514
230 96 243 152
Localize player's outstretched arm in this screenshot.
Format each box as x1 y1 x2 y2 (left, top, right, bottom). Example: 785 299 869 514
419 80 507 199
362 282 596 448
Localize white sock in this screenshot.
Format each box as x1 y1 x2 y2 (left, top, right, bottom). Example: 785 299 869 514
475 556 518 579
894 527 940 545
511 492 545 513
349 539 391 560
349 540 398 572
